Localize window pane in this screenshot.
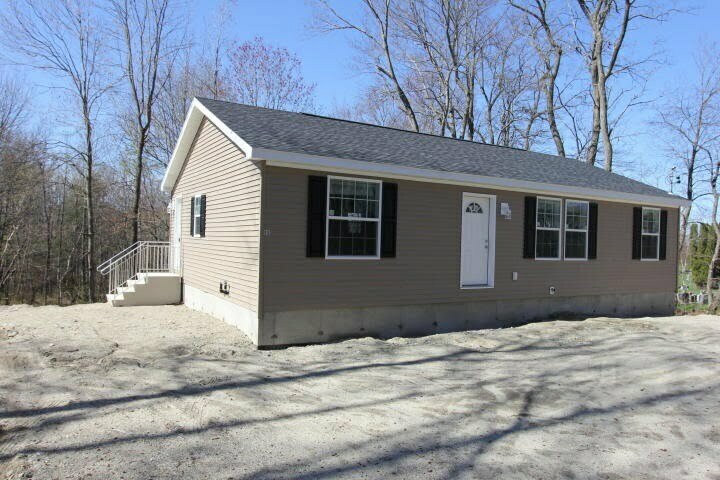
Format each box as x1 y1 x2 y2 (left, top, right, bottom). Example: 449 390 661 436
367 200 379 218
642 209 659 234
536 229 560 258
330 179 342 196
327 220 378 256
354 199 367 218
537 199 561 229
342 199 354 217
565 201 588 230
342 180 356 199
367 182 379 201
329 198 340 217
641 235 658 259
565 231 587 259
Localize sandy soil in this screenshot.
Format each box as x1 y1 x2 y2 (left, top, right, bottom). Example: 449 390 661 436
0 304 718 479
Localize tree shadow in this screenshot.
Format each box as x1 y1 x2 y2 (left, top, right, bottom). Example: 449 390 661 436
1 322 717 478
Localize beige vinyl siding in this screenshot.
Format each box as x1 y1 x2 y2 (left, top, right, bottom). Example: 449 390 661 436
170 118 261 313
260 166 678 313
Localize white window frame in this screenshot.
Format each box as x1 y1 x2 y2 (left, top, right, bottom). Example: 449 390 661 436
564 199 589 261
192 194 203 238
535 196 562 260
325 175 382 260
641 207 660 261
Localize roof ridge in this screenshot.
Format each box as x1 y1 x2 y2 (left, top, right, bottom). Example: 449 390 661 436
194 96 680 201
195 96 566 160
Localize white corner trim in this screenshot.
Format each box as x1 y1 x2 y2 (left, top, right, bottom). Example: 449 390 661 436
256 148 689 209
161 98 254 193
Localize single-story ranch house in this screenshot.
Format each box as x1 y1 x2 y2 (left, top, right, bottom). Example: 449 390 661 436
148 97 687 347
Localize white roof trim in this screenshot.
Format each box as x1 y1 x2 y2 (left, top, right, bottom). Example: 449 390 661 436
161 98 253 193
161 98 688 208
254 148 689 208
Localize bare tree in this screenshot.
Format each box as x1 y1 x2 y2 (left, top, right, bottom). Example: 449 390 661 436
657 43 720 266
704 151 720 307
0 76 28 144
510 0 566 156
1 0 109 302
573 0 669 171
314 0 420 131
109 0 181 243
225 37 316 112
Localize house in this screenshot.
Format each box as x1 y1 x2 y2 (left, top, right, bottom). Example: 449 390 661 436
153 97 687 347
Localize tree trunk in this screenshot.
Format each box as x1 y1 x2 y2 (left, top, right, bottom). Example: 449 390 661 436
84 104 96 303
597 66 613 171
131 127 146 244
586 52 601 166
707 191 719 308
545 61 565 157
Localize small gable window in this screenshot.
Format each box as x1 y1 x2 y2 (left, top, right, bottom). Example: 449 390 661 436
641 207 660 260
190 194 206 238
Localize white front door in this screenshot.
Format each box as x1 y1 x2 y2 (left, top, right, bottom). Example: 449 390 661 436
172 196 182 272
461 194 491 287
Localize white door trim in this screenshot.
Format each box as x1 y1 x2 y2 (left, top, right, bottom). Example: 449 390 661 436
460 192 496 289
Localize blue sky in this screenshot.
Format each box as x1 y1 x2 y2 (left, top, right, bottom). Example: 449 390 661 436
7 0 720 203
185 0 720 192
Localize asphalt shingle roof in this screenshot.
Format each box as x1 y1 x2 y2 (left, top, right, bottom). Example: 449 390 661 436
198 97 677 200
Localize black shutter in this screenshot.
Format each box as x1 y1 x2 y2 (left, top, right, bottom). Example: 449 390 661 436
523 196 536 258
659 209 668 260
588 202 598 259
632 207 642 259
199 195 206 237
381 182 398 258
306 176 327 257
190 197 195 236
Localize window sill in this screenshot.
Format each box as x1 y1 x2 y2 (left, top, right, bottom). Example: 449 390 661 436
461 284 494 290
640 258 659 262
325 256 380 260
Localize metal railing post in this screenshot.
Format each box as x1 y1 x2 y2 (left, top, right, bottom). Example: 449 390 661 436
97 241 171 295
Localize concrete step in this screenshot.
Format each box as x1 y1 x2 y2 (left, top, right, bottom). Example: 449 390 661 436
106 293 126 307
108 273 181 307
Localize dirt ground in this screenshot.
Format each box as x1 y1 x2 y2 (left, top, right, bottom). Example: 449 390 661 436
0 304 718 479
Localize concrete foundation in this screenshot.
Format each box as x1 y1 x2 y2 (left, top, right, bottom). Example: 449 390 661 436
258 292 675 347
183 284 259 344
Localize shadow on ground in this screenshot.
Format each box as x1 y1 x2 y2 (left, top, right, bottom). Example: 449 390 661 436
0 304 718 479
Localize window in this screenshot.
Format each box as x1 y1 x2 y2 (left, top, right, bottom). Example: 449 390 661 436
564 200 589 260
535 197 562 259
193 195 202 237
326 177 381 258
641 207 660 260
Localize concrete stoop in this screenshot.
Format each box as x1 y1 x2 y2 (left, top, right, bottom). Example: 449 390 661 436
107 272 181 307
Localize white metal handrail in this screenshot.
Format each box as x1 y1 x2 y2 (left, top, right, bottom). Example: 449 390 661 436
98 241 171 294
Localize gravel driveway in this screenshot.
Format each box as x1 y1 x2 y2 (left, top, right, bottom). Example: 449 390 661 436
0 304 718 479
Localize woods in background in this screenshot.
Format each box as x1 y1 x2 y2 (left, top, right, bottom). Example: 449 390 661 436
0 0 717 306
0 0 316 304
